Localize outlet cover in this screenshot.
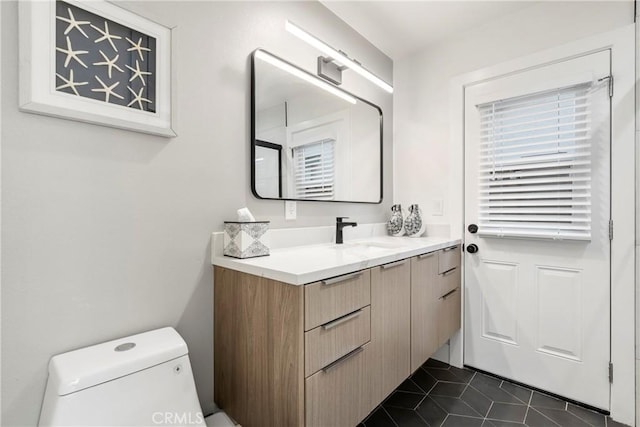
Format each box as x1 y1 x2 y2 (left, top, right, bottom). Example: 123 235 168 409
431 198 444 216
285 201 297 220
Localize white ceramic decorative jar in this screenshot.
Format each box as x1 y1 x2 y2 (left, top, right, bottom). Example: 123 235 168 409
404 204 425 237
387 204 405 237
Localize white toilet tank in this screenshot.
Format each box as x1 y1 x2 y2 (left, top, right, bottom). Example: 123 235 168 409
38 327 206 427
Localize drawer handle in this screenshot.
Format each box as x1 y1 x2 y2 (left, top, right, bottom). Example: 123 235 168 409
440 289 458 300
322 272 362 286
322 346 364 374
443 246 458 252
322 309 363 331
382 260 407 270
441 267 457 276
418 252 435 259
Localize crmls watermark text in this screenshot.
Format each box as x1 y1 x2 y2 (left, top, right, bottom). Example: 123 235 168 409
152 412 204 425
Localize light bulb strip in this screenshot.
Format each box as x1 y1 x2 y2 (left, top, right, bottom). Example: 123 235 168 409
286 20 393 94
255 50 357 105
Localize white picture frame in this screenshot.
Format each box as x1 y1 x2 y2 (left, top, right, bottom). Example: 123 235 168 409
19 0 175 137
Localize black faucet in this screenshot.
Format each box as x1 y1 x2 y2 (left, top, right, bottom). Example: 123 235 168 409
336 217 358 244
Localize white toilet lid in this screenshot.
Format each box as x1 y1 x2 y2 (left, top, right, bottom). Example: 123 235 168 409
205 412 235 427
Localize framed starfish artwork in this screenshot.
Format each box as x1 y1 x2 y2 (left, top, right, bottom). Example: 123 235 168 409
19 0 175 137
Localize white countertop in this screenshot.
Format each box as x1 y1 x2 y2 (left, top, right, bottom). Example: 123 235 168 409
212 235 461 285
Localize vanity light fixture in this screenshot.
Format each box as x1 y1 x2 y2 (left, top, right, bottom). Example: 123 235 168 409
285 20 394 94
255 50 357 105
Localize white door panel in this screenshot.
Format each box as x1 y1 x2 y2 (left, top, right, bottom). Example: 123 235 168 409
464 50 611 410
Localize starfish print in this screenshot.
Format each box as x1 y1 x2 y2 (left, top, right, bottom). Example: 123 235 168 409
56 7 90 38
91 21 121 52
55 36 88 68
55 69 88 96
93 50 124 79
127 86 153 110
91 76 124 103
125 60 152 86
125 37 151 61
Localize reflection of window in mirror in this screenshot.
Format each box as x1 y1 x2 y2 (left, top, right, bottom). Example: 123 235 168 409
292 139 335 200
287 111 351 200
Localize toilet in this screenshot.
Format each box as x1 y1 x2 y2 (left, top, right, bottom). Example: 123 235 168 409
38 327 235 427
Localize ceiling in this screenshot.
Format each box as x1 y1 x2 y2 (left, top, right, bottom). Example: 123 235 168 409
320 1 539 60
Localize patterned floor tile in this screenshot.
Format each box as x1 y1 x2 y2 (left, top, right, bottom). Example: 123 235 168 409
429 382 467 398
411 368 437 393
525 407 561 427
566 403 606 427
424 358 450 369
430 395 483 417
384 391 426 410
534 407 591 426
483 420 526 426
460 385 493 418
426 367 469 383
364 406 396 427
442 415 484 426
486 402 527 423
470 374 523 404
448 366 476 384
385 407 428 427
398 378 427 395
416 396 447 427
360 359 628 427
529 392 567 410
499 381 532 405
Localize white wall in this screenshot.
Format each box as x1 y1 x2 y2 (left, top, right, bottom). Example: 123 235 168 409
394 1 633 227
0 2 392 425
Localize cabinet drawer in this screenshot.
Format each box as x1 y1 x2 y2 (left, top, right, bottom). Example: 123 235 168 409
437 266 460 298
438 245 460 274
437 288 461 347
305 306 371 377
305 269 371 331
305 343 370 427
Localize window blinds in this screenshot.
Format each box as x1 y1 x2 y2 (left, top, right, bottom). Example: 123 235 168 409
477 82 593 241
293 138 335 200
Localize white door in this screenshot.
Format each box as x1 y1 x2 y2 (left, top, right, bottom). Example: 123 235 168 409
464 50 611 410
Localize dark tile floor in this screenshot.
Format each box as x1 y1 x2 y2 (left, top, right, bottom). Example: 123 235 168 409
359 358 629 427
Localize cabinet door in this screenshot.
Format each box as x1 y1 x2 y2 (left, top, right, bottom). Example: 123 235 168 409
410 253 439 373
437 288 461 347
305 343 371 427
370 260 411 404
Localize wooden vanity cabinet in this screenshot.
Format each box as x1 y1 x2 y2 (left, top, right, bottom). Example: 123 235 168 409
213 244 461 427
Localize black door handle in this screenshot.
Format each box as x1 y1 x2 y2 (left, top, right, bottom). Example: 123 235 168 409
466 244 478 254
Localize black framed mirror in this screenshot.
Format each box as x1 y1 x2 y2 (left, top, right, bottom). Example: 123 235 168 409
251 49 383 204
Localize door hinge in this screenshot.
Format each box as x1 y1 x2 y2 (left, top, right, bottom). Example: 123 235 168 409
609 220 613 241
609 362 614 383
598 75 614 97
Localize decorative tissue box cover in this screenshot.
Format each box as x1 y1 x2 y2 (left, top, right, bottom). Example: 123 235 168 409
223 221 270 258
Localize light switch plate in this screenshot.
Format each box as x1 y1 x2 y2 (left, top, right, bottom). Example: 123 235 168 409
431 198 444 216
285 201 297 220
